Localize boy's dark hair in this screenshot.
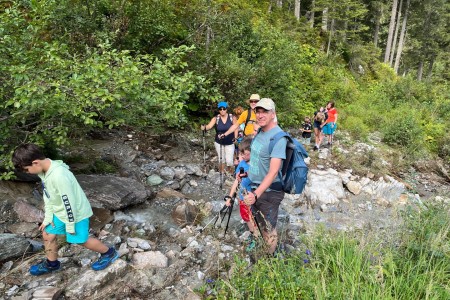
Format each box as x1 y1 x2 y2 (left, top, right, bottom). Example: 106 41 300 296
238 136 252 152
12 143 46 170
328 101 335 108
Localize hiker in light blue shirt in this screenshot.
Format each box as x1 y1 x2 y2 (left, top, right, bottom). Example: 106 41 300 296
244 98 286 255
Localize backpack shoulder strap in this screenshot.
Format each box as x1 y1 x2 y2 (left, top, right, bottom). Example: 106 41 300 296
268 131 290 155
243 109 252 131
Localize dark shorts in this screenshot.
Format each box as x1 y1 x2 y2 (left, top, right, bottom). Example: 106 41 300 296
313 121 322 129
252 190 284 231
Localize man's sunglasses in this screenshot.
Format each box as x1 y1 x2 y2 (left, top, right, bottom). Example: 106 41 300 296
219 107 227 111
249 100 259 104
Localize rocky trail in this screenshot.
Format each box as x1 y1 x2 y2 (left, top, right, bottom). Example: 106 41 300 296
1 129 448 300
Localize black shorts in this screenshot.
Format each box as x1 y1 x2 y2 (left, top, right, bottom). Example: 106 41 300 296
313 121 322 129
252 190 284 231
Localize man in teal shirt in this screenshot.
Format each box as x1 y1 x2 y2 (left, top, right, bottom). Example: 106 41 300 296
245 98 286 255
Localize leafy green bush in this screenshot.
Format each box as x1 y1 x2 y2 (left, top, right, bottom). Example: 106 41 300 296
381 107 423 150
340 115 369 141
0 3 216 175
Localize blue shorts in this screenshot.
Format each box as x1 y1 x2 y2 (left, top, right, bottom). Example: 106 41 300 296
45 215 90 244
322 122 337 135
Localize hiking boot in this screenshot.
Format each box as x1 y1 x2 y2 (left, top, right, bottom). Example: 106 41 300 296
272 243 286 259
91 247 119 271
245 234 257 252
29 260 61 276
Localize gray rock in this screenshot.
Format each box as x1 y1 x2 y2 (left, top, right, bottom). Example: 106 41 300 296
127 237 151 250
132 251 169 269
13 200 44 223
171 200 200 227
77 175 148 210
0 233 31 261
160 167 175 180
346 181 362 195
64 259 128 299
0 261 13 274
7 222 40 238
140 162 159 175
174 167 187 180
185 164 203 176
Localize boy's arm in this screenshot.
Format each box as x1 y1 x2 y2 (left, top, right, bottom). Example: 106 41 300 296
42 197 54 228
226 178 239 206
55 175 78 234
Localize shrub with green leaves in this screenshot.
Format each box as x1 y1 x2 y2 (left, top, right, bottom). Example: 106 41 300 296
381 107 423 151
0 3 216 176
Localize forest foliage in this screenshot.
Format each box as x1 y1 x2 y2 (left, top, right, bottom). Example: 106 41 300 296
0 0 449 177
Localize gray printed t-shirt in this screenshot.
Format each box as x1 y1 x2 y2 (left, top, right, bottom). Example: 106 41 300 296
249 126 287 187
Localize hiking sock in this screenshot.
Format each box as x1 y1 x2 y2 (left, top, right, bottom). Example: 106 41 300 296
47 259 59 267
102 247 115 256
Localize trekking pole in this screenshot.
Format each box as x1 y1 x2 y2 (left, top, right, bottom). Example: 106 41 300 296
214 205 228 227
219 141 224 190
202 126 206 165
243 190 264 239
223 197 234 235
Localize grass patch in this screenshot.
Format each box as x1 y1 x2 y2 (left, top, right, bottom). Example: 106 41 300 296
213 203 449 299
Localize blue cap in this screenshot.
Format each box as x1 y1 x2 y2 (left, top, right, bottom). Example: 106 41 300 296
217 101 228 109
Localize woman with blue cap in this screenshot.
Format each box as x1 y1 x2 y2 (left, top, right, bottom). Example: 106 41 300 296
201 101 238 175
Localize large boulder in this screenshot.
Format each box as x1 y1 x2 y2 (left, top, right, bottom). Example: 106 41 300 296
13 199 44 223
0 233 31 262
64 259 128 299
304 168 346 205
77 175 149 210
171 200 199 227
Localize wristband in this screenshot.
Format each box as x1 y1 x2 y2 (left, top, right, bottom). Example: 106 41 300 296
224 196 232 201
251 191 258 201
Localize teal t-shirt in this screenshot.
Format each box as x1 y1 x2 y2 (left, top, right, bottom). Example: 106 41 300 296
249 126 287 188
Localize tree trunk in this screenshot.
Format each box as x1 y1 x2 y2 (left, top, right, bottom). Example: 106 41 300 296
206 25 212 51
277 0 283 8
294 0 301 20
309 0 315 28
384 0 398 63
394 0 410 74
390 0 403 66
327 17 335 56
343 6 349 41
426 54 436 80
374 15 380 47
322 7 328 31
417 60 424 81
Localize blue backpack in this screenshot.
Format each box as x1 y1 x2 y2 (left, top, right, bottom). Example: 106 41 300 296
268 131 309 194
